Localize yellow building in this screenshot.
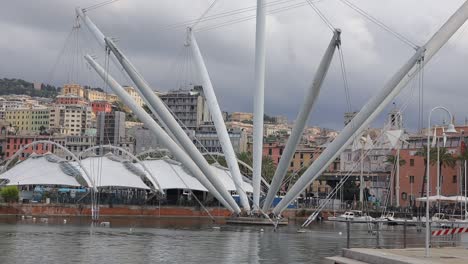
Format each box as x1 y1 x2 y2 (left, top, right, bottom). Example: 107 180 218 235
84 89 108 102
230 112 253 122
6 107 50 132
61 84 85 98
124 86 144 107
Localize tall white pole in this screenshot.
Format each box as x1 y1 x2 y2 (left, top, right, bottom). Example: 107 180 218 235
425 118 432 258
465 160 467 218
360 147 364 205
75 7 177 142
252 0 267 212
426 106 454 258
396 147 400 207
262 30 341 211
437 136 440 197
273 0 468 216
104 38 242 214
84 54 235 212
189 29 251 212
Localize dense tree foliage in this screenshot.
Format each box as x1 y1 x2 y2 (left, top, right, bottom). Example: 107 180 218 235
0 78 58 98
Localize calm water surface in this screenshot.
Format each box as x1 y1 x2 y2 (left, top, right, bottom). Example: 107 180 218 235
0 216 426 263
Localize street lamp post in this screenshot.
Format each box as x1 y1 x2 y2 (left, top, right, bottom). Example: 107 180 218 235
425 106 457 257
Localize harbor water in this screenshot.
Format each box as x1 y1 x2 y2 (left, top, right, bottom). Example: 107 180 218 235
0 216 433 263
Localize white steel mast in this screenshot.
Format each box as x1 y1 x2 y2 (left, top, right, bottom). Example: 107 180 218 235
188 29 251 212
77 8 241 214
85 54 235 212
273 0 468 215
262 30 341 211
252 0 267 212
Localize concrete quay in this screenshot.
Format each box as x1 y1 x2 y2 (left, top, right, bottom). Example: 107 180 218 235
325 247 468 264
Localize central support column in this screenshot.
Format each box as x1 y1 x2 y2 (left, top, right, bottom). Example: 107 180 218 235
252 0 267 212
262 30 341 211
189 29 251 212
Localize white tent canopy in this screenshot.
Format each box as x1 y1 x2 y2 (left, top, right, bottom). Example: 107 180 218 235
76 156 150 190
444 196 468 203
416 195 450 202
0 155 81 187
142 159 207 192
141 159 253 193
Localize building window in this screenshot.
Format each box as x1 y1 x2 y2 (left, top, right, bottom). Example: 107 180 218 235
290 161 293 167
401 192 408 201
268 148 272 155
409 176 414 183
410 159 415 166
453 175 457 183
300 153 304 159
347 153 351 161
279 148 283 155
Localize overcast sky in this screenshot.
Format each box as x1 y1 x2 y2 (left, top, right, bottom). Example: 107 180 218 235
1 0 468 131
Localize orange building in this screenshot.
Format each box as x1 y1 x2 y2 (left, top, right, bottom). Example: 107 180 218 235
4 135 65 160
55 95 88 106
397 134 464 207
91 100 113 115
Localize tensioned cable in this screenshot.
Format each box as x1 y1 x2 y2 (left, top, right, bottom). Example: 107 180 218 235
305 0 335 32
162 0 309 31
337 0 418 49
84 0 122 12
196 0 323 32
192 0 219 29
338 46 352 113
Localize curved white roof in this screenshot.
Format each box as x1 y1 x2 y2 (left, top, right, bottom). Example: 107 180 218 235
141 159 253 193
76 156 150 190
0 155 81 187
142 160 207 191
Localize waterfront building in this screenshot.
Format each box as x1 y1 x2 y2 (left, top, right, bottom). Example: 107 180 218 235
160 86 211 131
84 88 107 102
192 123 248 154
55 94 88 106
123 86 144 107
229 112 253 122
62 135 96 160
96 111 126 145
49 105 93 136
5 107 50 132
91 100 113 115
61 84 85 98
4 134 66 160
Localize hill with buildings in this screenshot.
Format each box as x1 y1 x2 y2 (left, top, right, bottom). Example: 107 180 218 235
0 78 58 98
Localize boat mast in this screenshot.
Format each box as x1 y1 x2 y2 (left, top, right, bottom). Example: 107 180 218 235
273 0 468 216
85 54 235 212
252 0 267 212
262 30 341 211
188 28 251 212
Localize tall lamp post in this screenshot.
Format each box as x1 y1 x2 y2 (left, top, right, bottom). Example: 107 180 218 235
425 106 457 257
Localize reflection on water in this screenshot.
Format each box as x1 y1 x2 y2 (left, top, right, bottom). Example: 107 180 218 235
0 216 427 264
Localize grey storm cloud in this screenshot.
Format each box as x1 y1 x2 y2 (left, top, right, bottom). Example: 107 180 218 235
1 0 468 130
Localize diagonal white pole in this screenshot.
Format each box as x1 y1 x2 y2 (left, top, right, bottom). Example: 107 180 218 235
75 7 178 143
262 30 341 211
273 0 468 216
252 0 267 212
104 37 242 214
85 54 234 212
189 29 251 212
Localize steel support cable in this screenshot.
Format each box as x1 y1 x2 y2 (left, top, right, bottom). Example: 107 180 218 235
305 0 335 32
338 0 418 50
84 0 121 12
163 0 310 31
192 0 219 29
338 46 353 113
195 1 315 32
302 80 422 227
166 162 216 222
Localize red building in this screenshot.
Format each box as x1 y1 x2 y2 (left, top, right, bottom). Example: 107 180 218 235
55 95 88 106
4 135 65 160
91 100 112 115
397 133 464 207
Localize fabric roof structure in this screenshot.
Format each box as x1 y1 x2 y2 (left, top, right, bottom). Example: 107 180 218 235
0 154 81 187
141 159 253 193
0 153 253 194
416 195 450 202
75 155 150 190
142 159 207 191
